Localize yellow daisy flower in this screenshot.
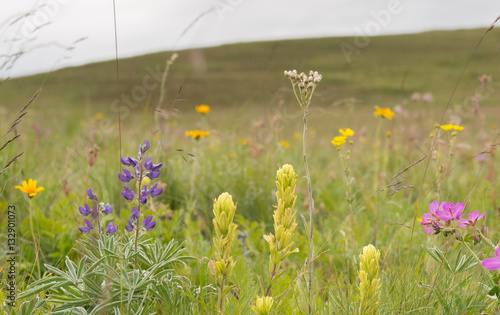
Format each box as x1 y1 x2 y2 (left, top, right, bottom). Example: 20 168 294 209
331 136 346 147
15 179 45 198
185 130 210 140
373 106 394 120
195 104 210 114
339 128 355 137
280 140 290 148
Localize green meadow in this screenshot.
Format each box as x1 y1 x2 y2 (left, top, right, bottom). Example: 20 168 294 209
1 28 500 314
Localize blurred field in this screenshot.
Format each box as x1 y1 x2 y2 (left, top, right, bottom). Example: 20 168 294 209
1 28 500 313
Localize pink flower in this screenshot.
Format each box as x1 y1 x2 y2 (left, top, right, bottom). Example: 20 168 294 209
436 202 464 221
458 210 485 227
421 201 446 234
482 247 500 270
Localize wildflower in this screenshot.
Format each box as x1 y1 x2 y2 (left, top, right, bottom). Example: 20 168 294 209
118 169 134 183
87 188 99 201
85 144 100 167
440 124 463 131
482 247 500 270
436 202 464 221
331 136 346 147
237 138 249 145
386 131 391 138
102 203 113 215
105 221 118 234
458 210 485 227
79 203 91 216
121 186 136 202
195 104 210 114
358 244 381 314
185 130 210 140
373 106 394 120
280 140 290 148
211 192 238 311
125 219 135 232
339 128 355 137
252 296 274 315
480 75 492 84
142 216 156 231
120 140 163 234
15 179 45 198
421 201 446 234
79 219 94 234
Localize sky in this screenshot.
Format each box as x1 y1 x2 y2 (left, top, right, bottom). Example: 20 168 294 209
0 0 499 78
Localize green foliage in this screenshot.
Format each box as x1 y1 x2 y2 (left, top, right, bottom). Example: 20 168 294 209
14 233 194 314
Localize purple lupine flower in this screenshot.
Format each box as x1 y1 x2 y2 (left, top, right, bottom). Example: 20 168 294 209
148 183 163 198
121 186 136 202
105 221 118 234
141 140 150 154
147 170 160 180
125 219 135 232
151 162 163 172
87 188 98 201
90 205 100 220
118 169 135 183
121 157 132 166
482 247 500 270
131 207 140 221
79 219 94 234
144 158 153 170
140 194 148 205
142 216 156 231
459 210 486 227
134 165 141 178
102 203 113 215
437 202 464 221
79 203 91 216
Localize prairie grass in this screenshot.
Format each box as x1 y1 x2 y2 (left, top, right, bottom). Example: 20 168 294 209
0 28 500 314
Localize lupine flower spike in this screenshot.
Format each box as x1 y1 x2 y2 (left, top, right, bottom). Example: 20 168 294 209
77 188 115 235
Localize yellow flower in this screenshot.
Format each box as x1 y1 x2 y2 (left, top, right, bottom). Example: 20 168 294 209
331 136 346 147
15 179 45 198
373 106 394 120
386 131 391 138
440 124 463 131
440 124 453 131
339 128 355 137
280 140 290 148
94 113 103 120
237 138 249 145
195 104 210 114
185 130 210 140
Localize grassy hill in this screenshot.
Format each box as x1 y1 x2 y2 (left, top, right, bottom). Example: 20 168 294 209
1 28 500 120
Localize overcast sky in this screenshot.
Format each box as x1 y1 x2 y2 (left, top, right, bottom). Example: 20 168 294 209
0 0 499 78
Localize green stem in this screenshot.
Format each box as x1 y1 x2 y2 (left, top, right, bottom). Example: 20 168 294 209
134 163 144 269
302 110 314 314
461 241 495 286
28 198 41 278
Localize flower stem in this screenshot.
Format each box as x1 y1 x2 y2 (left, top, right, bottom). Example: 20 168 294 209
28 199 41 278
135 163 144 269
461 241 495 286
266 264 277 296
302 110 314 314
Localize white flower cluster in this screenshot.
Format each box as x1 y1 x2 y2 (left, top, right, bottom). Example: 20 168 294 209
284 70 323 110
